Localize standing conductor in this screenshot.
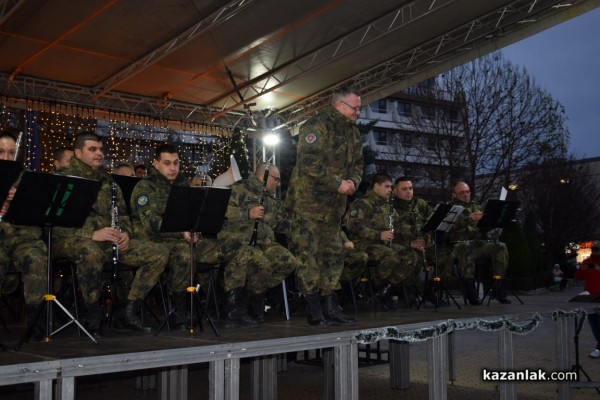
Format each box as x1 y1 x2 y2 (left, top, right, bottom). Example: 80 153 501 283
285 86 364 326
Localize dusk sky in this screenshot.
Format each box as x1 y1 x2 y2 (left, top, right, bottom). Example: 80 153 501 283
501 7 600 159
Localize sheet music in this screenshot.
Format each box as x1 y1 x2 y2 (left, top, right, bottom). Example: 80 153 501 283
500 186 508 201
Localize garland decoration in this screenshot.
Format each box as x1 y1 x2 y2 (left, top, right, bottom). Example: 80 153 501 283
355 313 543 345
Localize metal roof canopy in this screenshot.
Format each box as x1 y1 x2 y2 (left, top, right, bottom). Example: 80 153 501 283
0 0 598 130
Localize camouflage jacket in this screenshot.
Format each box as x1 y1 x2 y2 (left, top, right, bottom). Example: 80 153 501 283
54 157 133 239
218 173 286 246
345 190 398 247
393 197 433 247
446 199 484 242
285 107 363 223
130 166 190 242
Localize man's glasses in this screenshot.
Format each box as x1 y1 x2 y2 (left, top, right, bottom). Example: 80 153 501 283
339 100 363 113
270 175 281 183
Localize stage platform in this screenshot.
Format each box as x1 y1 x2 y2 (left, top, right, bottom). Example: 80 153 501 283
0 288 598 400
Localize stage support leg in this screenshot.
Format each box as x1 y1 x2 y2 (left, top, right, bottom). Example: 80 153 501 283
34 380 53 400
209 358 240 400
389 340 410 389
251 355 278 400
159 366 188 400
56 376 75 400
498 329 516 400
323 343 358 400
555 315 571 400
448 332 456 383
277 353 288 372
427 334 448 400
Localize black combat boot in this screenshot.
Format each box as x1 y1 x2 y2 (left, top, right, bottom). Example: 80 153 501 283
496 280 511 304
222 289 259 327
169 292 189 331
85 301 104 338
112 299 153 334
464 279 482 306
26 303 46 342
248 292 265 323
305 292 327 327
321 292 355 326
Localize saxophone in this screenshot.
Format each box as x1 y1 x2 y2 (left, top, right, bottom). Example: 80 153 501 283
110 181 120 282
387 192 394 248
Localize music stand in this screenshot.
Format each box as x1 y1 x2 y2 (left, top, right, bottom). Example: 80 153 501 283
476 200 523 305
417 204 462 311
155 185 231 337
6 171 101 350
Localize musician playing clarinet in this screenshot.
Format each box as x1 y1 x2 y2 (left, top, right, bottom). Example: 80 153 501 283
345 173 422 309
217 163 298 325
53 132 169 336
448 181 510 305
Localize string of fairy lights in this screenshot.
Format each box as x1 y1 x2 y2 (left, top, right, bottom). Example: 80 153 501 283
0 101 242 178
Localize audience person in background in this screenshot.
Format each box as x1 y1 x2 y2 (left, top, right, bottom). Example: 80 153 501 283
575 241 600 358
552 263 567 291
191 173 212 187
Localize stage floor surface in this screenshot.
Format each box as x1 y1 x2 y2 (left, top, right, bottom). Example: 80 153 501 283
1 286 600 399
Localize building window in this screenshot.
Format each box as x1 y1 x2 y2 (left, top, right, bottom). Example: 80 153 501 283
370 99 387 113
373 129 388 145
420 105 435 120
402 132 413 147
396 102 411 117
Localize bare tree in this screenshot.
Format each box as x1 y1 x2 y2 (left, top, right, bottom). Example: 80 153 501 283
436 52 569 201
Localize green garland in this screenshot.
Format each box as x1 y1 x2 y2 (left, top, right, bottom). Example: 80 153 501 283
355 313 543 345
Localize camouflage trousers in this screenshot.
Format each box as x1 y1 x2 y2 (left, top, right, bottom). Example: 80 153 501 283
339 248 369 282
452 240 508 279
288 216 343 296
200 238 274 295
0 247 8 294
2 239 47 304
53 237 168 304
359 243 421 285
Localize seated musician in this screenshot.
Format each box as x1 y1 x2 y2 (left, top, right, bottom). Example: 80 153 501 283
447 181 510 305
0 130 48 340
53 132 169 336
345 172 421 309
575 241 600 358
217 163 298 325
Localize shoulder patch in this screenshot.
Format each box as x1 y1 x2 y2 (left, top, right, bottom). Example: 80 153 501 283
349 209 358 217
136 195 149 206
305 132 319 144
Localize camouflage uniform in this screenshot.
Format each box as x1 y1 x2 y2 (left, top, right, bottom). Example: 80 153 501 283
345 191 421 285
53 157 169 305
130 166 196 294
284 107 363 296
0 221 47 304
447 200 508 279
218 173 297 294
339 230 369 282
393 196 438 275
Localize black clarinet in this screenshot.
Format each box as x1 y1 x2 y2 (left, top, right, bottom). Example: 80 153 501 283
387 192 394 248
110 181 120 282
249 167 269 247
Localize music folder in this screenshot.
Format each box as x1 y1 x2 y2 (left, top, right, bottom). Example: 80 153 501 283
5 171 101 228
159 185 231 238
477 199 520 230
0 159 23 203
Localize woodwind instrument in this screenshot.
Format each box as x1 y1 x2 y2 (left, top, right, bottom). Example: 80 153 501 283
413 207 428 270
249 166 269 247
387 192 394 247
110 181 120 282
13 131 23 162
